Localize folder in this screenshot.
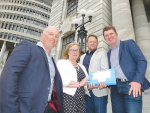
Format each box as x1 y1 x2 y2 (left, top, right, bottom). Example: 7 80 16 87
87 69 116 86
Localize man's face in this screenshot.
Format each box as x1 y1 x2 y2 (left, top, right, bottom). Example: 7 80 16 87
41 27 59 49
86 36 98 52
103 29 118 47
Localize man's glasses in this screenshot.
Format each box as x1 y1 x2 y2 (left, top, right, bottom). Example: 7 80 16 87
69 49 79 53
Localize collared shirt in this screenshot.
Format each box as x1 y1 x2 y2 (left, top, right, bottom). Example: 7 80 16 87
37 42 55 101
110 41 127 79
83 49 96 73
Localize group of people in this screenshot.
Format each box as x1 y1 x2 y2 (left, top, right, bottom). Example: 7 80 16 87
0 25 149 113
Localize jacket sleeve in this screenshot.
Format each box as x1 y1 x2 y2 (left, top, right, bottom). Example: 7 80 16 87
128 40 147 84
57 60 72 87
0 41 31 113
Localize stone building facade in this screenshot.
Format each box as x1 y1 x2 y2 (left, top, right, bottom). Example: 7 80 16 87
49 0 150 86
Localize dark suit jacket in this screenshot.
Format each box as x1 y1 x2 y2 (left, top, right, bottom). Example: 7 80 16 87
107 39 150 91
0 41 63 113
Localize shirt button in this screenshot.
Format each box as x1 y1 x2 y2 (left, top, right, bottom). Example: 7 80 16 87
47 87 49 90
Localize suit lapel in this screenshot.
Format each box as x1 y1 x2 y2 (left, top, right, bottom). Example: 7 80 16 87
119 41 124 62
107 50 111 68
38 46 50 74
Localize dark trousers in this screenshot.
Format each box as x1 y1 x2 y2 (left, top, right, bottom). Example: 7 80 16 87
44 105 57 113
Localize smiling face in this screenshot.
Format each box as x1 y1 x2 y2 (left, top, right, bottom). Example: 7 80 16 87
68 45 80 61
86 36 99 53
103 29 119 48
41 26 59 51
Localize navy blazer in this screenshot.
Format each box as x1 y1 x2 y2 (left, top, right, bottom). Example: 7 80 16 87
0 41 63 113
107 39 150 91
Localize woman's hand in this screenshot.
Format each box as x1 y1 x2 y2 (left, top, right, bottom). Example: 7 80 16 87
80 77 90 87
88 82 99 90
99 82 107 89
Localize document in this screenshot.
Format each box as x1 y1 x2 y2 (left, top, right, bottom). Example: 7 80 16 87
87 69 116 86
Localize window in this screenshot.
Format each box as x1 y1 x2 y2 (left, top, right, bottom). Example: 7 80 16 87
5 24 8 29
29 10 32 14
16 26 19 31
12 24 16 30
20 17 23 21
17 8 19 11
4 34 7 39
9 15 12 19
0 32 4 38
8 24 12 30
1 23 4 28
12 35 16 41
27 19 30 23
67 0 78 17
8 33 12 40
23 9 26 13
20 27 23 32
17 16 19 20
26 10 29 13
13 15 16 20
24 17 26 22
37 32 41 37
27 29 31 34
61 33 75 58
24 28 27 33
30 19 33 24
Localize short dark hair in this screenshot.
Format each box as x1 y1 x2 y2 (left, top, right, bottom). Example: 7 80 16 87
87 34 98 42
103 26 117 36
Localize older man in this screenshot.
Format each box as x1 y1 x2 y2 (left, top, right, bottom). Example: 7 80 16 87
0 26 63 113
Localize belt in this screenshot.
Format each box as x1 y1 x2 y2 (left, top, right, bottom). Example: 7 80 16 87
116 78 128 82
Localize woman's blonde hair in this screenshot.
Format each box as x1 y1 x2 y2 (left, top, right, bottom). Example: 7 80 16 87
63 42 81 60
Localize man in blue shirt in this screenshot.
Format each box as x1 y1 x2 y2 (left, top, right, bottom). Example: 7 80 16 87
80 34 109 113
103 26 150 113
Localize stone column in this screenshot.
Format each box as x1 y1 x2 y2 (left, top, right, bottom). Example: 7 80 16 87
131 0 150 81
0 41 6 63
111 0 135 40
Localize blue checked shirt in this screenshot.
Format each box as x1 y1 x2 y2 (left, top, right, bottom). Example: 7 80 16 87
110 41 127 79
37 42 55 101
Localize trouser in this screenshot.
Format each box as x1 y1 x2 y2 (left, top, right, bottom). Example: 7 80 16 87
111 81 142 113
85 91 108 113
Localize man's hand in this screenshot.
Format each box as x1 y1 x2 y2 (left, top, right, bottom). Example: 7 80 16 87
128 82 141 98
88 82 99 90
99 82 107 89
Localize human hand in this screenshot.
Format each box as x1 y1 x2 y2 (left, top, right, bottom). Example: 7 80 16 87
128 82 141 98
80 77 90 87
88 82 99 90
99 82 107 89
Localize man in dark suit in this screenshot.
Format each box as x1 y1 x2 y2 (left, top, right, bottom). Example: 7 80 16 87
103 26 150 113
0 26 63 113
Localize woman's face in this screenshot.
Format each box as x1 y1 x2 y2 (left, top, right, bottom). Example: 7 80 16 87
68 45 80 61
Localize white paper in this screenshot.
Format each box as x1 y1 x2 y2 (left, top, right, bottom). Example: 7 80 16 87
92 70 111 82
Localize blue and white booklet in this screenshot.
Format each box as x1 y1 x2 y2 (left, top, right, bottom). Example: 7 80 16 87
87 69 116 86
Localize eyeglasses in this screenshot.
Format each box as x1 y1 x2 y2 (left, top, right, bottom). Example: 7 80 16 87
69 49 79 53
